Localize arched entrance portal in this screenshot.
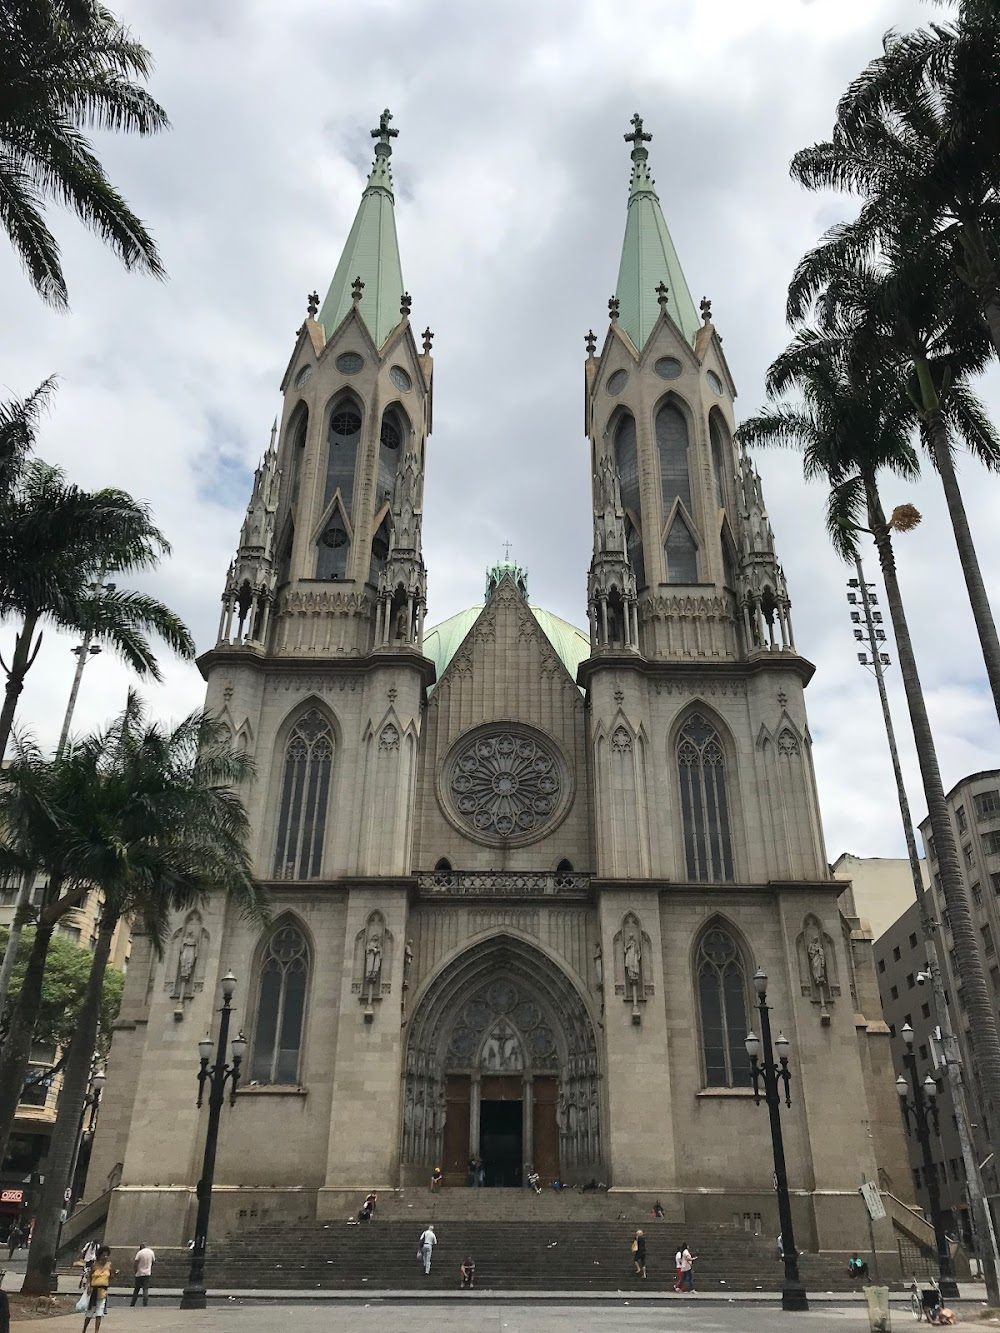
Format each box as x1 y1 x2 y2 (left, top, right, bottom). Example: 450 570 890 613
403 935 602 1186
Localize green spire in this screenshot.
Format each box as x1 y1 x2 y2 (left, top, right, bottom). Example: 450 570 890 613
486 545 528 601
318 109 406 350
614 113 700 353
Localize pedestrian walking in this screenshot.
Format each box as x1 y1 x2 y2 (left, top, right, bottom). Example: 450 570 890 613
679 1242 696 1291
632 1228 647 1278
130 1243 155 1307
6 1225 21 1261
79 1245 113 1331
673 1245 683 1291
79 1239 99 1290
418 1224 437 1275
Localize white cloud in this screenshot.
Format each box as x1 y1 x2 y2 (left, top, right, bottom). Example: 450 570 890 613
1 0 995 864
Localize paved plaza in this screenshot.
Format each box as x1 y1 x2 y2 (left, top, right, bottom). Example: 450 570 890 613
9 1302 925 1332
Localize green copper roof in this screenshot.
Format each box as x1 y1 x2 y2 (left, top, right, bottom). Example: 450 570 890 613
424 604 591 685
318 110 405 351
486 556 528 601
615 113 700 353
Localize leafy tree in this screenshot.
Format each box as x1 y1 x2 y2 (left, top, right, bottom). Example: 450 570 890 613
13 694 265 1295
739 327 1000 1231
0 0 167 307
0 925 123 1055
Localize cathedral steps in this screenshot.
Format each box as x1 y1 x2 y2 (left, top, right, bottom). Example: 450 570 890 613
148 1219 889 1292
365 1186 681 1222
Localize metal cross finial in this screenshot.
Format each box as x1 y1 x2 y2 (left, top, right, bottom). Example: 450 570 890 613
608 295 620 321
700 296 713 323
502 540 512 561
306 291 319 318
351 276 365 305
655 281 669 311
585 329 597 356
624 112 652 149
371 108 399 150
400 291 412 317
421 327 434 354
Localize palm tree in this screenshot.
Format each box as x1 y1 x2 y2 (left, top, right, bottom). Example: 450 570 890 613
738 328 1000 1170
789 10 1000 357
0 0 168 307
0 377 56 494
1 694 265 1295
787 224 1000 725
0 457 196 761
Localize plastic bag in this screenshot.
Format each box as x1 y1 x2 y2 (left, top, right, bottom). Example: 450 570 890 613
75 1293 90 1314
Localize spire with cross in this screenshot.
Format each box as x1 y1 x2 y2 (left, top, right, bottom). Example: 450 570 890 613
624 112 652 156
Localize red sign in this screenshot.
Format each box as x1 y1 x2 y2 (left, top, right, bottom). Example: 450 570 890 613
1 1189 24 1204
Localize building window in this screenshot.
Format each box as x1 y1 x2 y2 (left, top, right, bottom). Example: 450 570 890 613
655 401 693 520
909 932 918 949
976 790 1000 818
964 843 975 867
991 967 1000 995
273 709 334 880
983 923 996 958
878 959 886 974
369 512 390 586
251 920 309 1085
907 973 915 989
316 511 350 580
664 518 698 583
696 924 751 1088
973 883 983 909
926 834 936 861
614 415 645 591
893 946 901 962
992 873 1000 896
709 412 730 512
921 1002 931 1019
942 909 951 932
890 985 899 1001
957 805 968 833
919 1043 928 1061
913 1166 922 1191
677 713 735 882
323 403 362 513
376 409 403 509
984 831 1000 856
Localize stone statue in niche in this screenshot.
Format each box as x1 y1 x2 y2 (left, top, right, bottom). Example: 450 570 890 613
613 914 648 1025
354 913 393 1022
366 933 383 984
403 939 414 988
593 943 603 990
624 934 641 985
481 1020 523 1072
168 912 208 1013
796 914 841 1025
178 930 198 989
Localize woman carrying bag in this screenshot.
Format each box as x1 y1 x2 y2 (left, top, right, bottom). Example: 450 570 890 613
76 1245 113 1330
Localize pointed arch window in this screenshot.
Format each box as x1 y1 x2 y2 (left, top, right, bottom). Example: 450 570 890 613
316 512 350 580
251 920 309 1084
287 407 309 505
614 414 645 590
276 522 294 586
709 413 730 513
696 925 751 1087
665 518 698 583
655 402 693 523
273 709 333 879
377 409 403 510
323 403 362 513
677 713 734 882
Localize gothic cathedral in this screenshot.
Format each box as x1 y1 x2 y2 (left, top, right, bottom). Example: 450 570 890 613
91 112 903 1252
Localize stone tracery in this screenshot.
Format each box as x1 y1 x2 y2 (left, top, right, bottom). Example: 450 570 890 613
447 730 563 839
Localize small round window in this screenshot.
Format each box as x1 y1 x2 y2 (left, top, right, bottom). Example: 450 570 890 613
331 410 361 436
606 369 628 395
294 364 313 388
706 370 724 395
321 525 348 548
336 352 365 375
655 357 682 380
390 365 412 392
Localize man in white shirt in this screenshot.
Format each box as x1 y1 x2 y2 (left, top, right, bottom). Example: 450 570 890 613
131 1244 155 1306
418 1225 437 1275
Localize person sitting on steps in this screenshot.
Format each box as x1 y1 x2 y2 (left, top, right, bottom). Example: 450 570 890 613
460 1256 476 1288
430 1166 443 1191
527 1167 541 1194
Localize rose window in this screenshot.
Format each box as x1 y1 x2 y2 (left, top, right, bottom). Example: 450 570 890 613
448 731 562 839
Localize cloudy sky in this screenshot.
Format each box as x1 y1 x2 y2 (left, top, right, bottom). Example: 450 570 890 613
1 0 997 863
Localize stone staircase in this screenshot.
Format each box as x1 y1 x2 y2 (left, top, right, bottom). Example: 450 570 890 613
149 1192 892 1293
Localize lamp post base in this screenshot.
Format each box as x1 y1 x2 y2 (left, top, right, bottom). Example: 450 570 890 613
179 1284 207 1310
781 1280 809 1311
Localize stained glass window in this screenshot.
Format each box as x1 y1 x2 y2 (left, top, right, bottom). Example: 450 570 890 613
323 404 362 513
677 713 734 882
697 925 751 1087
665 519 698 583
252 921 309 1085
273 710 333 880
655 402 693 520
710 413 729 512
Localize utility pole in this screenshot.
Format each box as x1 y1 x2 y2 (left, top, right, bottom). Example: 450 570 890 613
849 558 999 1303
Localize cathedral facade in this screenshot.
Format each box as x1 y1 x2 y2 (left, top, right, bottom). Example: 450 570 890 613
91 112 905 1252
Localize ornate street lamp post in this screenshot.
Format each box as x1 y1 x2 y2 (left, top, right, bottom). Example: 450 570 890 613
179 971 246 1311
745 967 808 1312
896 1022 959 1300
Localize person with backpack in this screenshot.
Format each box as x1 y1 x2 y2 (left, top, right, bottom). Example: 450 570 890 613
418 1223 437 1275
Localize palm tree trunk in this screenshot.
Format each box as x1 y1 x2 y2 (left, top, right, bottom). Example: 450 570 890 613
957 220 1000 359
0 915 54 1167
21 914 116 1297
0 611 41 762
863 472 1000 1139
916 362 1000 726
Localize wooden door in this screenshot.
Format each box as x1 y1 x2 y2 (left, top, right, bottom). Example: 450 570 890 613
533 1076 560 1183
442 1076 470 1185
